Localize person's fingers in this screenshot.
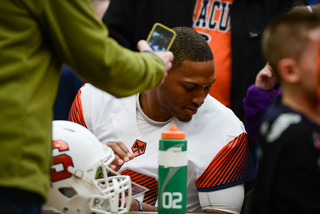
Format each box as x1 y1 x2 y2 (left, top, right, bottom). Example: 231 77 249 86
137 40 153 52
137 40 174 86
109 154 124 171
117 142 133 154
155 51 174 72
107 141 127 159
137 40 174 72
116 142 135 161
106 141 134 162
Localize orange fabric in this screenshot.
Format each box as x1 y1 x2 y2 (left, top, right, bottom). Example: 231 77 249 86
193 0 233 107
68 87 87 128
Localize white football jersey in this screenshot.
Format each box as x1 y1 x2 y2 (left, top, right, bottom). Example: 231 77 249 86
69 84 255 211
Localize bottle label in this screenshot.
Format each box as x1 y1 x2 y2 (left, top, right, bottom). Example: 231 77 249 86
158 151 187 167
160 192 184 209
158 166 187 213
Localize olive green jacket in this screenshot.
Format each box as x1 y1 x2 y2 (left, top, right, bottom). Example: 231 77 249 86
0 0 164 201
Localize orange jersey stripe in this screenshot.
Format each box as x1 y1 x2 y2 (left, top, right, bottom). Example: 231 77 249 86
196 132 249 190
68 86 87 128
122 169 158 205
209 139 247 186
200 137 245 187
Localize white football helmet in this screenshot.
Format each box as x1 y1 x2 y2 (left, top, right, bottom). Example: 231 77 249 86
43 120 132 214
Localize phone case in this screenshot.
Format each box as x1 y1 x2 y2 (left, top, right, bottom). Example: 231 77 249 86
146 23 176 51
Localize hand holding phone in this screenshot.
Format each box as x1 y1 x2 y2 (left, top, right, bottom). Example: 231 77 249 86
137 23 175 81
137 40 173 77
146 23 176 52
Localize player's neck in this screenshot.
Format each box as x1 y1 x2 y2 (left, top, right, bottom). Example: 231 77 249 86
139 92 173 122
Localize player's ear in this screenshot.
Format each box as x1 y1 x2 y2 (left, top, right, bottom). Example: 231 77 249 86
277 58 300 83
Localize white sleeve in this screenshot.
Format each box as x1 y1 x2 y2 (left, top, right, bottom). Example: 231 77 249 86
198 184 244 214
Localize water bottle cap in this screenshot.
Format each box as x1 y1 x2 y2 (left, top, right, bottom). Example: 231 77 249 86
161 124 185 139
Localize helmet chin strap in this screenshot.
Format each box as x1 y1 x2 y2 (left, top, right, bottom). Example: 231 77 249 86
67 166 93 184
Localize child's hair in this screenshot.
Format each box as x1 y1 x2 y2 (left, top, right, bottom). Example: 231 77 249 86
262 7 319 80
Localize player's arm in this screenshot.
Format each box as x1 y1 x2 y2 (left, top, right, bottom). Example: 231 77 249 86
196 133 255 213
199 184 245 214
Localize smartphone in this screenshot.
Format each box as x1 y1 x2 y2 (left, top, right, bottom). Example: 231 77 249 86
146 23 176 51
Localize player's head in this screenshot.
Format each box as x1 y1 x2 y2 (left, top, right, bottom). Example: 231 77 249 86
170 27 214 70
43 120 132 214
154 27 215 122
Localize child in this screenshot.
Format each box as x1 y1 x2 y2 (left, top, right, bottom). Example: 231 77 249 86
250 8 320 213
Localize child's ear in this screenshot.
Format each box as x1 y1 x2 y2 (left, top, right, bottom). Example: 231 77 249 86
277 58 300 83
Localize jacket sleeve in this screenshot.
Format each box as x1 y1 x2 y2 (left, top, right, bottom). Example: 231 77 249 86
242 85 276 145
40 0 165 97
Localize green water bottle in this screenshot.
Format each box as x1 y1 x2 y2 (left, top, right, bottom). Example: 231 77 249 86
158 124 187 214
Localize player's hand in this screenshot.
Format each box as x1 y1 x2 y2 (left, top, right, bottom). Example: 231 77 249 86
106 141 135 171
255 62 277 90
137 40 173 84
129 196 157 212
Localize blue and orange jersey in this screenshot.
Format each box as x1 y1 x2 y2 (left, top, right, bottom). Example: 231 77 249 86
193 0 233 107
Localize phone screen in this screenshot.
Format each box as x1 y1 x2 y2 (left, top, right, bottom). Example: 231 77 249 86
147 23 176 51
